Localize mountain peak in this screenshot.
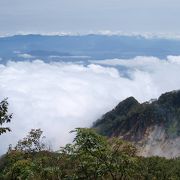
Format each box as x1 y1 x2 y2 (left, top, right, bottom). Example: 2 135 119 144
93 90 180 157
113 96 139 115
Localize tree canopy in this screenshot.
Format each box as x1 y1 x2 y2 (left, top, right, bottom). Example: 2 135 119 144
0 98 12 135
0 128 180 179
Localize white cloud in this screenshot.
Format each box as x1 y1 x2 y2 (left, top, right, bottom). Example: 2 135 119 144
167 55 180 64
18 53 34 59
92 56 180 93
2 31 180 40
0 57 180 154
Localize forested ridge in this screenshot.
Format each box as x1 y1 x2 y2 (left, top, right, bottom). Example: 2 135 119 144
93 90 180 141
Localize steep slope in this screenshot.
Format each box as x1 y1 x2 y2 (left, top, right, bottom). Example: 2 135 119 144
93 90 180 158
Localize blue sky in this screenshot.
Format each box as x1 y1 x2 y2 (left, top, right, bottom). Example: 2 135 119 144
0 0 180 35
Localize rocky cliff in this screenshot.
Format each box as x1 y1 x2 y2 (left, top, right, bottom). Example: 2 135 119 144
93 90 180 158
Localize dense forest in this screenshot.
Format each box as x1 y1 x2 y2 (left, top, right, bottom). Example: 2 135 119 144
0 98 180 180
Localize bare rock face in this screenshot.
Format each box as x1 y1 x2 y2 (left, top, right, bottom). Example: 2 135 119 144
93 90 180 158
137 126 180 158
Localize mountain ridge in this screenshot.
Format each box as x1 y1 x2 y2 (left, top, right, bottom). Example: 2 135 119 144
1 34 180 63
93 90 180 157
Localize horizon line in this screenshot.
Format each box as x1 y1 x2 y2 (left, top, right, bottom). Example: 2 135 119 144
1 31 180 40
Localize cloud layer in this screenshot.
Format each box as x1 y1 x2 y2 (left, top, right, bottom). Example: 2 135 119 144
0 56 180 153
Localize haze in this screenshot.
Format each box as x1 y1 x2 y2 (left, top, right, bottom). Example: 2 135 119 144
0 0 180 35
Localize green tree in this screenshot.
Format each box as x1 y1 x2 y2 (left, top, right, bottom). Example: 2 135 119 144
61 128 139 180
15 129 46 153
0 98 12 135
1 128 180 179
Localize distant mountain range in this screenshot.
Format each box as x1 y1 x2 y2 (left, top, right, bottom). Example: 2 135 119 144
1 34 180 63
93 90 180 158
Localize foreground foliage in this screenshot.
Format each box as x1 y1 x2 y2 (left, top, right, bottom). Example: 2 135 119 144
0 98 12 135
0 128 180 180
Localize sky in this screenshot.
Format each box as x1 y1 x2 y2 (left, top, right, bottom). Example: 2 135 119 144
0 0 180 35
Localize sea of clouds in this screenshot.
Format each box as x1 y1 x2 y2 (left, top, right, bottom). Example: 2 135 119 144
0 56 180 154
